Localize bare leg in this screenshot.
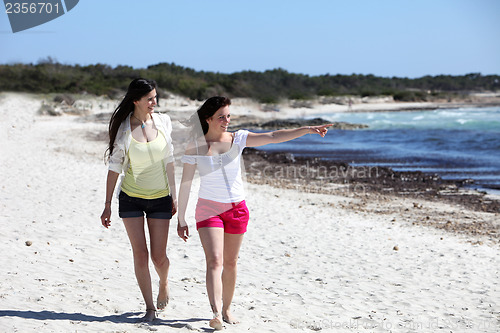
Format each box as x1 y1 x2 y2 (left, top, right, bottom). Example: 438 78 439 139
122 217 156 321
147 218 171 310
222 232 244 324
198 227 224 329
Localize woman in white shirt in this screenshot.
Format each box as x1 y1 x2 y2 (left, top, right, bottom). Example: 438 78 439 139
100 78 176 322
177 96 331 330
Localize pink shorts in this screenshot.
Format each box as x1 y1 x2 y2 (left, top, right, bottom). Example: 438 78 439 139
195 198 249 234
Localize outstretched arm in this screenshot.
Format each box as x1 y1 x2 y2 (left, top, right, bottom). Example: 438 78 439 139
246 124 333 147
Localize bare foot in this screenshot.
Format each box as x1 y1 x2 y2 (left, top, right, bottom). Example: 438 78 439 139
140 309 156 322
157 282 169 310
209 313 223 330
222 309 239 325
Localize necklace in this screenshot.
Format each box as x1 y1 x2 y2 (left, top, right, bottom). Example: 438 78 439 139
132 113 147 129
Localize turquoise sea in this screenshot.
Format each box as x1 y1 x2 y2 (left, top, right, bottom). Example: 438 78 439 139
257 107 500 193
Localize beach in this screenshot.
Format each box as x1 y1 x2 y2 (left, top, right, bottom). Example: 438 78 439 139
0 92 499 332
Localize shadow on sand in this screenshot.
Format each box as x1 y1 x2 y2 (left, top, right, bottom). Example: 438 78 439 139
0 310 211 330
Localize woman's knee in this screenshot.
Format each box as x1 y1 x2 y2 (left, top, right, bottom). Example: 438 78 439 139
151 253 169 268
206 255 223 271
223 257 238 270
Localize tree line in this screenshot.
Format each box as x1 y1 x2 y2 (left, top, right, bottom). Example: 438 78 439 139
0 60 498 102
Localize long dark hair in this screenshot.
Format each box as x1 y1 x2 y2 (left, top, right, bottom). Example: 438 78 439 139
105 78 157 161
187 96 231 136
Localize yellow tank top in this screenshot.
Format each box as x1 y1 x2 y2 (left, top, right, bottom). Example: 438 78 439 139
121 131 170 199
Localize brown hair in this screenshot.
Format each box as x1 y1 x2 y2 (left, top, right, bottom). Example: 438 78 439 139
105 78 157 161
188 96 231 136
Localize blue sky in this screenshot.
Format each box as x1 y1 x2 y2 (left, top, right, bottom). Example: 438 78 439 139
1 0 499 78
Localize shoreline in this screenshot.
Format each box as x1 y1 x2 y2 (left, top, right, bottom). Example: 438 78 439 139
227 94 500 118
8 90 500 118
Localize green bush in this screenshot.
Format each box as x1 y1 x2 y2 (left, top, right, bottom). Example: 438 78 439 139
393 91 415 101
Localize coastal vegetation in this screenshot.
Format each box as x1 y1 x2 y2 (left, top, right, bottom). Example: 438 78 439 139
1 59 498 102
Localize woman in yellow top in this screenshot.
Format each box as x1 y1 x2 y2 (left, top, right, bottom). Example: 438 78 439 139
100 78 176 322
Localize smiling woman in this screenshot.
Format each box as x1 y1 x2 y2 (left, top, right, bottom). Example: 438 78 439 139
100 78 177 322
176 96 332 330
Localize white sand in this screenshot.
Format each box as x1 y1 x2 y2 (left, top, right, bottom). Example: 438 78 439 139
0 92 499 332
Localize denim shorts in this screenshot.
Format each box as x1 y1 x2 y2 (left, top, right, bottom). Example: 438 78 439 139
118 191 173 220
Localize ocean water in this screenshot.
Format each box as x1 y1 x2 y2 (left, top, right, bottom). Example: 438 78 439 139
256 107 500 192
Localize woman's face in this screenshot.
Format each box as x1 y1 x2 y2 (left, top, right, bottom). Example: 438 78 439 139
207 105 230 133
134 89 157 114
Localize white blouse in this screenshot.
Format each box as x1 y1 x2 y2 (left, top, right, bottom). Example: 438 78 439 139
181 130 249 203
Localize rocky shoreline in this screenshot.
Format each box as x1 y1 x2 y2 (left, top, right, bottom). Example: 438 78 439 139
242 148 500 242
229 116 368 130
230 114 500 206
243 148 499 212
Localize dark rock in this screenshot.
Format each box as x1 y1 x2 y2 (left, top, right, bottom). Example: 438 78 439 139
231 117 368 131
53 94 75 106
